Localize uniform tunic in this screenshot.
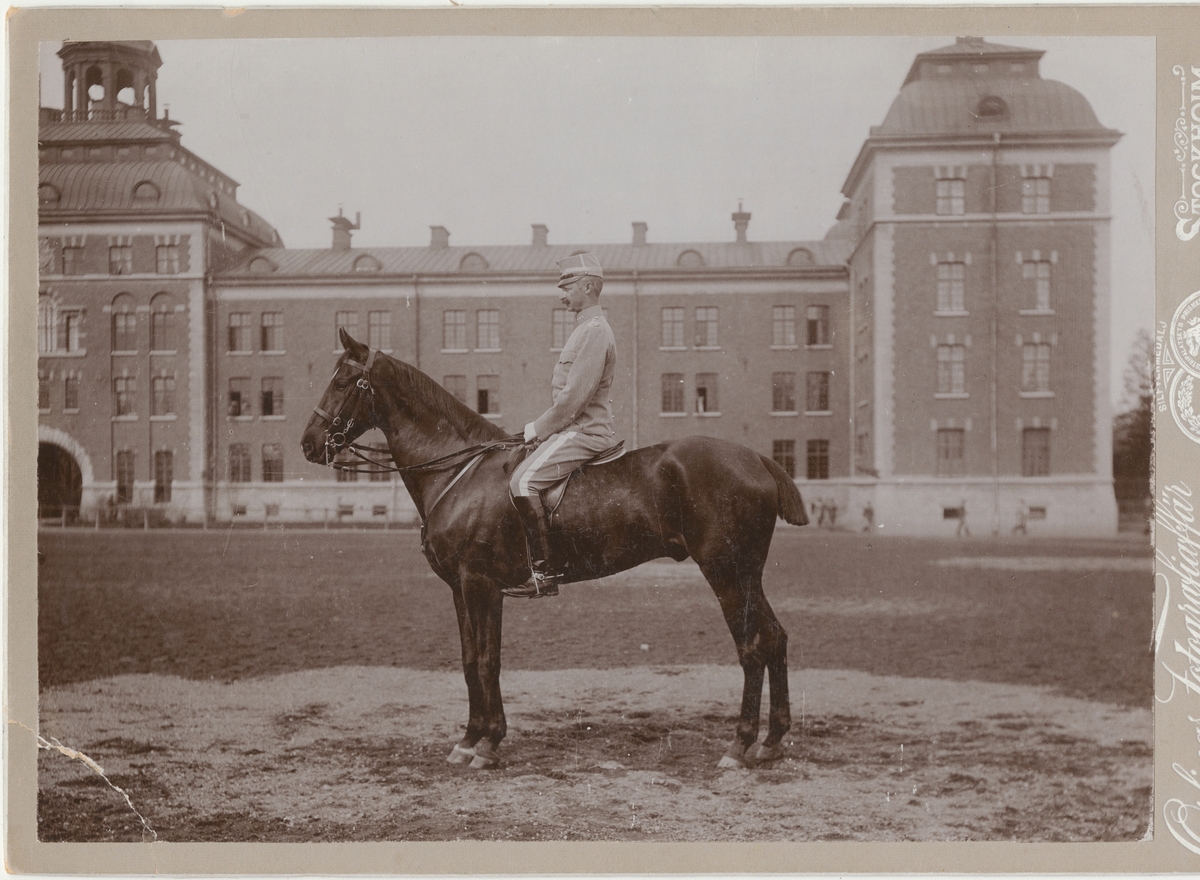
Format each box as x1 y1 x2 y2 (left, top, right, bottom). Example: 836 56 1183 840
511 304 617 496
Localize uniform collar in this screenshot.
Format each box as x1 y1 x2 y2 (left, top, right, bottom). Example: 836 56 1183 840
576 305 603 323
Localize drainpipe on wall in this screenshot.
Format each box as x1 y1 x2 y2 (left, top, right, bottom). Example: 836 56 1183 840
631 271 639 449
206 273 218 526
990 132 1001 536
411 274 420 370
848 263 856 479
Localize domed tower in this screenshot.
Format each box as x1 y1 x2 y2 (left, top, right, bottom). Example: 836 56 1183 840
840 37 1122 537
57 40 162 122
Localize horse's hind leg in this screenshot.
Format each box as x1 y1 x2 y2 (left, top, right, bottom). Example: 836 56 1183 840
751 600 791 765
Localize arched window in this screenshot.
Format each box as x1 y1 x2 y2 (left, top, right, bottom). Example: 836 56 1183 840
976 96 1008 118
132 180 160 201
115 68 135 106
248 256 276 274
150 293 175 352
85 66 104 105
353 254 381 273
677 249 705 268
787 248 814 267
459 252 489 272
111 293 137 352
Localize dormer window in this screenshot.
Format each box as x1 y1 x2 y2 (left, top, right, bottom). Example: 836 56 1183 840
248 256 276 274
677 249 705 268
38 183 60 205
976 96 1008 118
459 252 489 272
133 180 160 201
353 254 381 273
787 247 814 267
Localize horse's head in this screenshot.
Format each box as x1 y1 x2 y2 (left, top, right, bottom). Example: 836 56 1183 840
301 328 378 465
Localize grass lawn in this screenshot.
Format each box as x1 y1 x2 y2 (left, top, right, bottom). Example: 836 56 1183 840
36 528 1152 706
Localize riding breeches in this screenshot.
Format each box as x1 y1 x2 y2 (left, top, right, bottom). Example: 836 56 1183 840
509 431 614 497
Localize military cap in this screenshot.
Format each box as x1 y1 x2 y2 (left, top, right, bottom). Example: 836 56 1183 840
556 252 603 285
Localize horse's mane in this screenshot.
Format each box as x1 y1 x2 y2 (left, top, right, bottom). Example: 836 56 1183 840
383 353 507 445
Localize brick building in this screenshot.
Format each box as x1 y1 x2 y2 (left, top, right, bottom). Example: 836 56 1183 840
36 37 1122 535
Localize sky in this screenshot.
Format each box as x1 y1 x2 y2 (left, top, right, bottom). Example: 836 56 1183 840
38 36 1155 408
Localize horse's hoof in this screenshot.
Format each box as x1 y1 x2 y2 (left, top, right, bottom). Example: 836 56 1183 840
717 754 746 770
749 742 785 765
469 753 501 770
447 744 476 765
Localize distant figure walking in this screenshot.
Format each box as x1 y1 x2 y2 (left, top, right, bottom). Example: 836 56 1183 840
815 499 826 527
827 501 838 528
956 499 970 537
1013 499 1028 535
862 501 874 532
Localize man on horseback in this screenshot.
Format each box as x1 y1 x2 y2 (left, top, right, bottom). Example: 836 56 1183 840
504 253 617 599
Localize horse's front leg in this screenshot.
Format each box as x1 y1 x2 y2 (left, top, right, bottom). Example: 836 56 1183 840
446 584 488 764
453 573 507 770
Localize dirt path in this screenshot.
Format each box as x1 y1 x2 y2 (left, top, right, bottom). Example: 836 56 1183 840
38 664 1151 842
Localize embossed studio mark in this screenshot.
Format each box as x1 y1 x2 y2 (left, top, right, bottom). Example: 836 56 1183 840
1172 66 1200 241
1166 291 1200 444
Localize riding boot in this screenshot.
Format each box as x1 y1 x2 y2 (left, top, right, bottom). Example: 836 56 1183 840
503 491 561 599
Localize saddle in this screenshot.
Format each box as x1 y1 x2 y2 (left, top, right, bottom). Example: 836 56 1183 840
539 441 626 516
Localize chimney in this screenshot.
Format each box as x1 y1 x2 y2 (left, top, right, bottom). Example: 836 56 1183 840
532 224 549 246
732 201 751 244
430 225 450 249
632 222 648 246
329 207 361 251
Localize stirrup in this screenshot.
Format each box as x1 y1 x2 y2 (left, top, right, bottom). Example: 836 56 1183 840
502 572 560 599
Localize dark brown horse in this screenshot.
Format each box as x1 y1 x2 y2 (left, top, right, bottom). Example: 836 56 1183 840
302 329 808 770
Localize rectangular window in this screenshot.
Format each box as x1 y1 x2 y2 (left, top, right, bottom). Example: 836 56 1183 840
443 374 467 404
936 428 965 476
806 439 830 480
228 312 252 352
151 309 173 351
937 344 966 395
661 373 685 413
64 375 78 411
38 373 50 411
52 310 81 353
695 307 719 347
772 439 796 478
113 311 137 352
1022 177 1051 214
1023 260 1052 310
62 246 84 276
154 450 173 503
476 309 500 350
116 450 135 503
261 377 283 416
229 444 251 482
108 245 133 275
113 375 136 416
1022 343 1051 392
476 375 500 415
336 311 358 348
336 466 358 483
772 371 796 413
695 373 719 413
443 310 467 350
262 444 284 483
228 377 251 417
1022 427 1050 476
806 305 830 346
368 468 391 483
151 375 175 416
261 312 284 351
552 309 570 349
806 371 830 412
772 306 796 347
936 178 965 215
156 244 180 274
661 307 685 347
368 311 391 350
936 262 965 312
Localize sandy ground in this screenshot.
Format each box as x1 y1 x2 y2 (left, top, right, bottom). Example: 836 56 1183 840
37 664 1152 842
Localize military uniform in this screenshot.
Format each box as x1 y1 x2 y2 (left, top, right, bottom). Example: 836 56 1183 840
504 252 617 599
510 304 617 496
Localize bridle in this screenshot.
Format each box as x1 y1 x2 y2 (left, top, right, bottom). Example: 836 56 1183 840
311 348 385 469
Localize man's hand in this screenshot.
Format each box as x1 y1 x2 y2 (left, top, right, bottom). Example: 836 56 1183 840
524 422 538 443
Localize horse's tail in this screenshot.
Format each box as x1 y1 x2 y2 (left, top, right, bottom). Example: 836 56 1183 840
760 455 809 526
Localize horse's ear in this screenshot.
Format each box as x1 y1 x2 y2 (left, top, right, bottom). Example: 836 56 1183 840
339 327 365 354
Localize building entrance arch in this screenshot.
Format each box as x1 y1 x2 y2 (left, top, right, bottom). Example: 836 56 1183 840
38 443 82 519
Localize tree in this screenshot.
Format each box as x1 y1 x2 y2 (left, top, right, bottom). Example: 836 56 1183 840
1112 328 1153 502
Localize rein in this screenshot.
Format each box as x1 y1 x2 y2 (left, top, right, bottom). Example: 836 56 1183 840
313 346 526 524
